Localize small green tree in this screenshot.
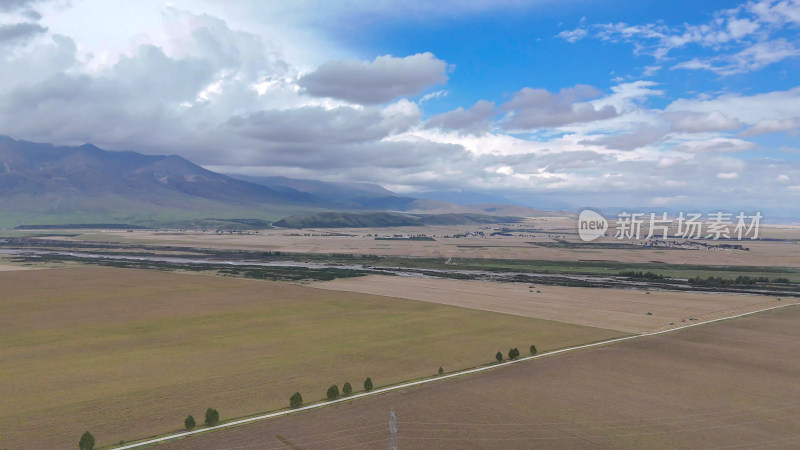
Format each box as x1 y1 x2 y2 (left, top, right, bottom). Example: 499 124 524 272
438 366 444 375
204 408 219 427
529 344 538 355
290 392 303 408
364 377 373 391
184 415 196 430
496 351 503 362
327 384 340 400
79 431 95 450
342 382 353 395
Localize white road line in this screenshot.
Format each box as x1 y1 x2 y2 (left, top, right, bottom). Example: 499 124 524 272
115 301 799 449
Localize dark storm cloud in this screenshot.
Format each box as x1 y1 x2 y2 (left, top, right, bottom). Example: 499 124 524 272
425 100 495 134
579 126 668 150
0 22 46 43
0 0 42 11
298 52 448 104
226 104 418 145
500 85 617 130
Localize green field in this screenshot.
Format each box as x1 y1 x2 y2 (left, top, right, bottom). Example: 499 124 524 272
0 266 625 449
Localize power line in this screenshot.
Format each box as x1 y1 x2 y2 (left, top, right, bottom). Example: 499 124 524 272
389 410 398 450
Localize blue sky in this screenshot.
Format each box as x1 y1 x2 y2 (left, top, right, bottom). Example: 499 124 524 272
330 0 799 108
1 0 799 215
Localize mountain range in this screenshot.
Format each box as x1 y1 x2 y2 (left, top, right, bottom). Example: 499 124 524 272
0 136 557 228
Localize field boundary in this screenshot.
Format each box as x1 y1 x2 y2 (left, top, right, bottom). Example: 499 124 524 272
114 301 799 449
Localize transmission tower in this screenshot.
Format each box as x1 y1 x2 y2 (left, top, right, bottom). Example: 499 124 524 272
389 410 398 450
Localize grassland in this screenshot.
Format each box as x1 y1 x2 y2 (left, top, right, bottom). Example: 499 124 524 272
158 305 800 450
0 267 624 449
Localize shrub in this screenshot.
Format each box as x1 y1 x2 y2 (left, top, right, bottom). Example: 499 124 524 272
184 415 196 430
290 392 303 408
342 381 353 395
438 366 444 375
79 431 95 450
327 384 340 400
529 345 537 355
364 377 373 391
495 351 503 363
204 408 219 427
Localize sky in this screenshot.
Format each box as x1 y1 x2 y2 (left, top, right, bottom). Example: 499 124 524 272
1 0 800 215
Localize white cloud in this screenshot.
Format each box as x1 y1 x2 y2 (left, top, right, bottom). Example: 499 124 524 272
674 39 800 75
419 89 447 103
748 0 800 25
555 28 588 43
740 118 800 136
570 1 800 75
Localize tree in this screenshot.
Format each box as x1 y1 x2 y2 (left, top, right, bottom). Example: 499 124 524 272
496 351 503 363
530 344 538 356
290 392 303 408
79 431 95 450
342 382 353 395
184 415 196 430
327 384 340 400
204 408 219 427
438 366 444 375
364 377 373 391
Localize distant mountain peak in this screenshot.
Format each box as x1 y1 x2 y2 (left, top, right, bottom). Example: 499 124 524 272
0 136 557 228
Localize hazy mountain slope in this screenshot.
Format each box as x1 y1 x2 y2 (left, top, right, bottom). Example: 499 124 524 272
0 136 324 227
229 174 452 212
230 175 395 200
411 190 526 206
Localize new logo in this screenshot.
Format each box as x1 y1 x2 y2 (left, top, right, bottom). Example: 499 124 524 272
578 210 608 242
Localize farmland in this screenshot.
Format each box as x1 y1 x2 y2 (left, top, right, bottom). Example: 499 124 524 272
0 267 623 449
37 218 800 268
312 275 786 333
2 219 799 448
158 305 800 450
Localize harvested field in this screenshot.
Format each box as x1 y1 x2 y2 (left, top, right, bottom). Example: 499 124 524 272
160 305 800 450
0 267 623 449
0 264 35 271
311 275 784 333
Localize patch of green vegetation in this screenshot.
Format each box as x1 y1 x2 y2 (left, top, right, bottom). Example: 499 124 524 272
619 271 665 280
375 236 436 241
274 212 521 228
688 275 799 291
